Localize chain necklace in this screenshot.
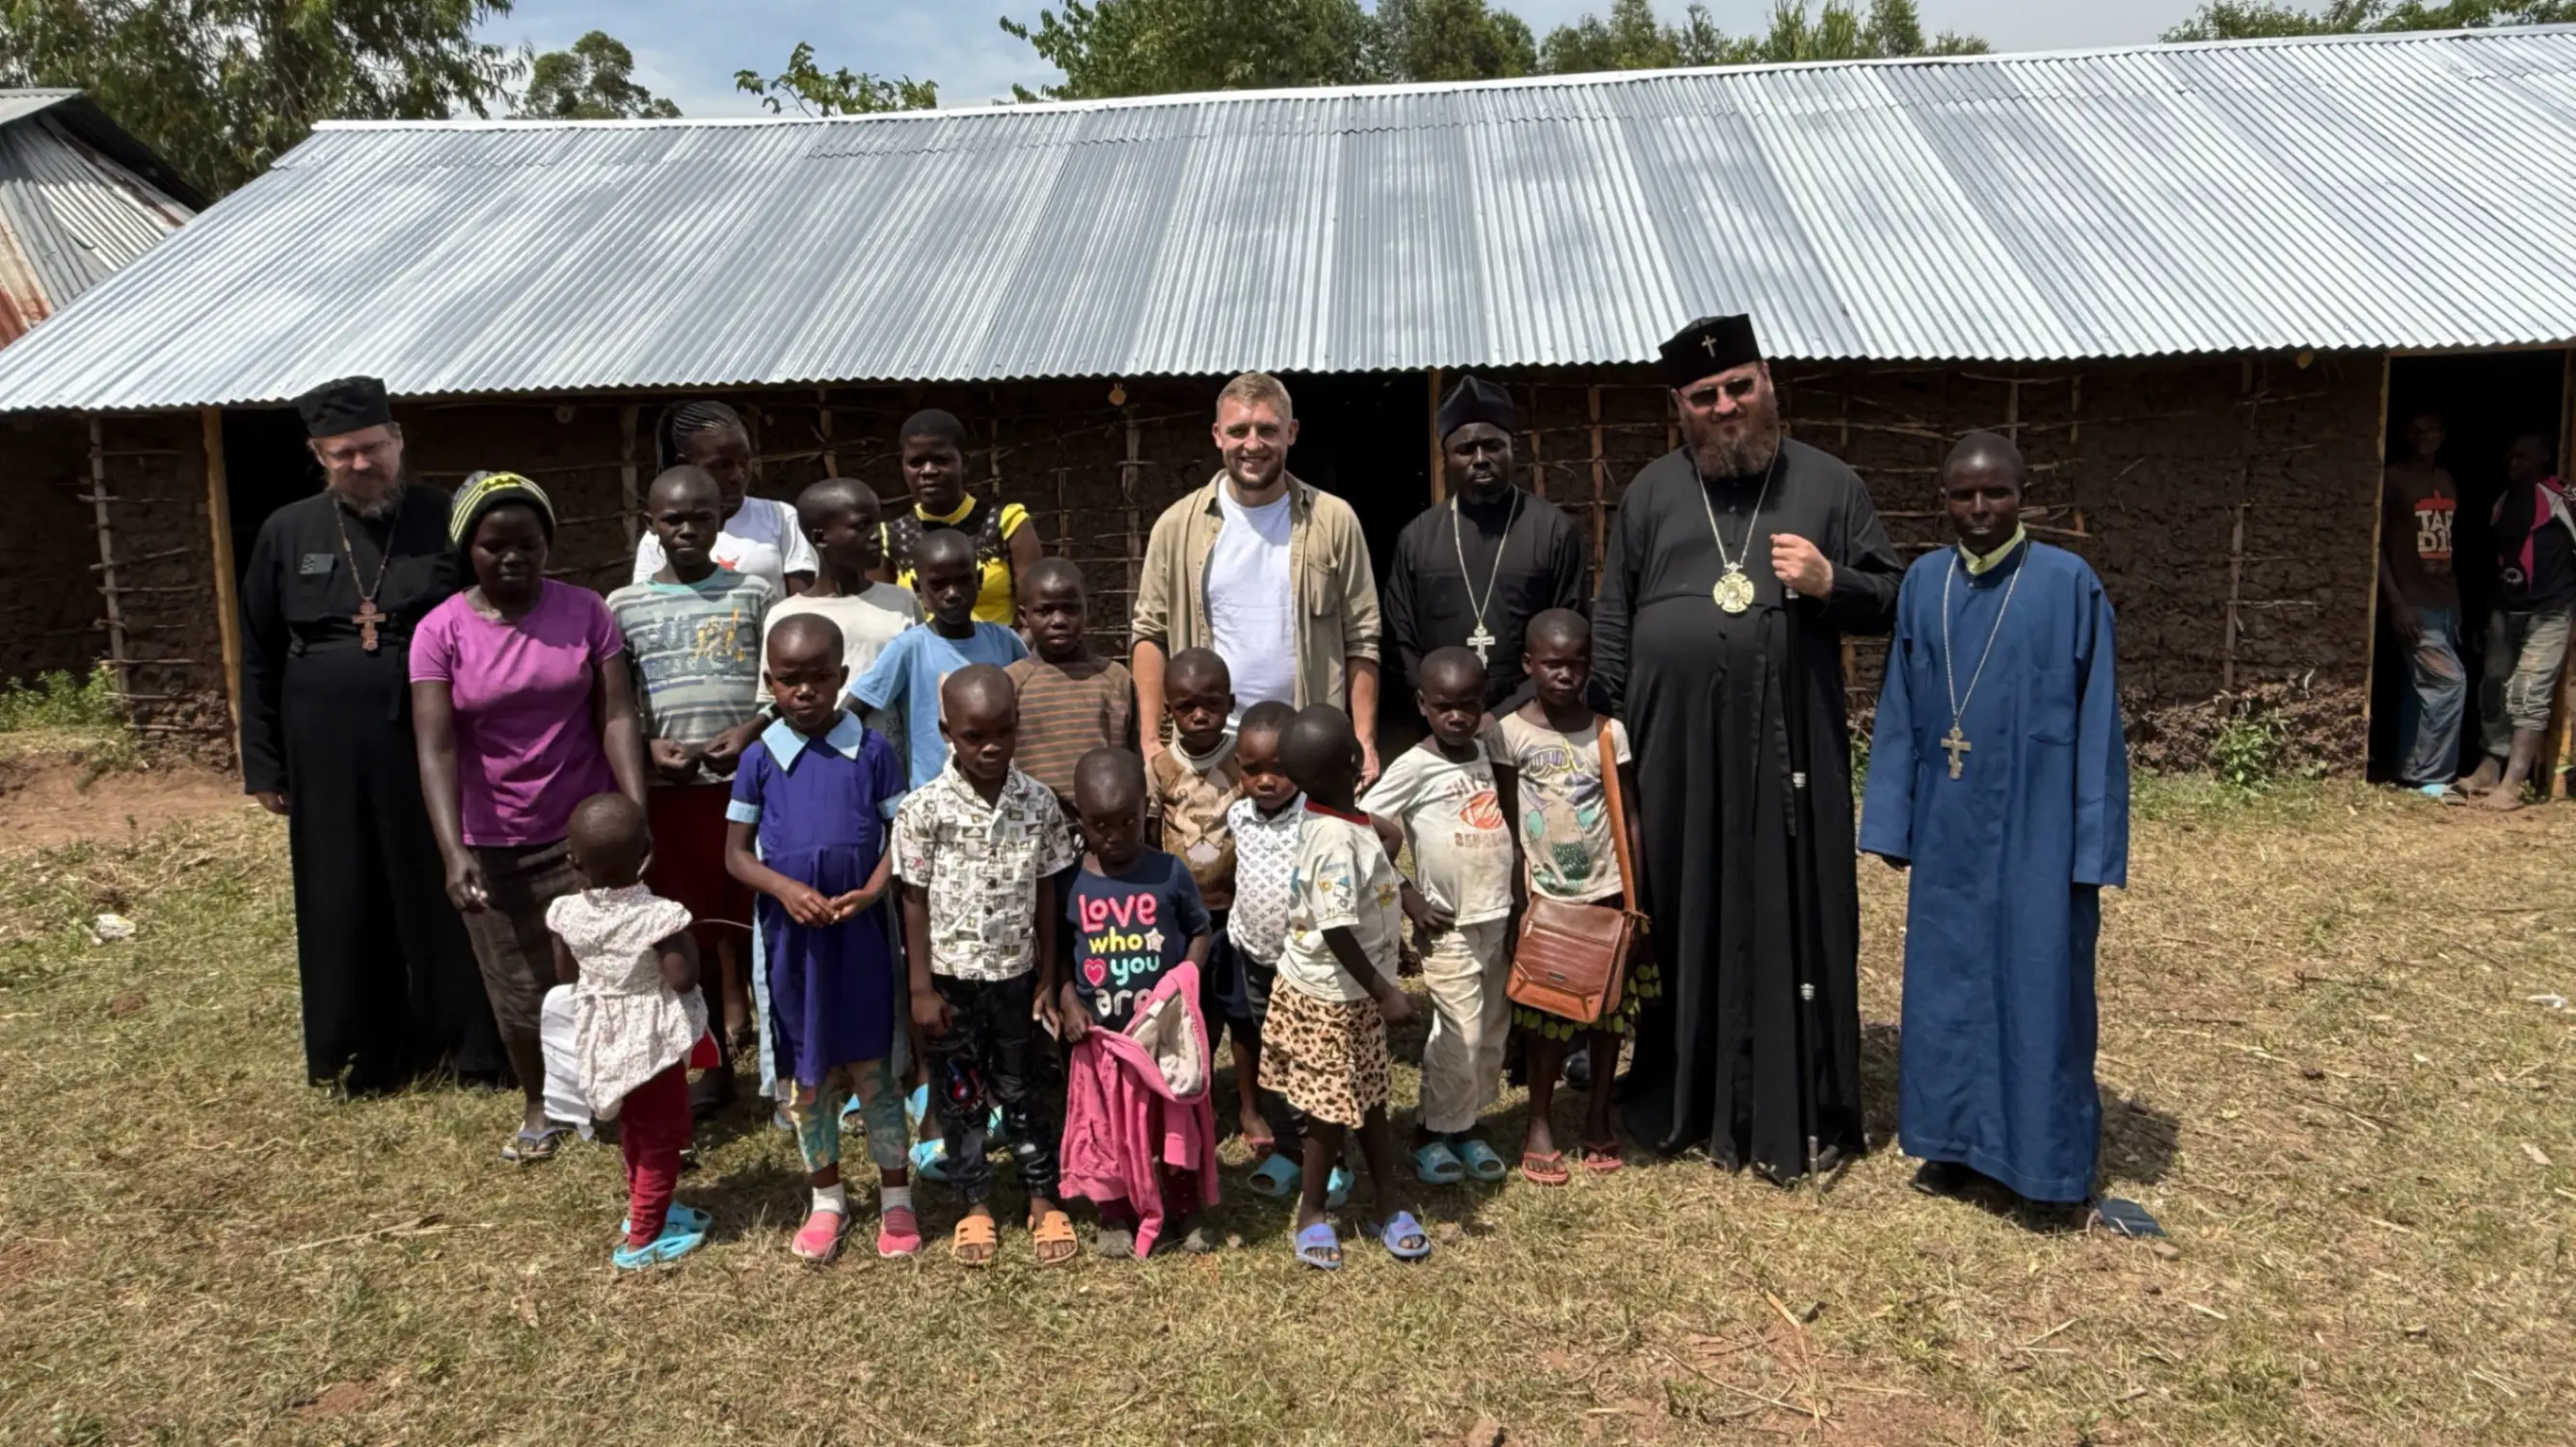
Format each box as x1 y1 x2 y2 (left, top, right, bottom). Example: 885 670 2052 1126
1692 453 1775 615
1936 541 2026 780
1448 487 1521 663
330 489 406 655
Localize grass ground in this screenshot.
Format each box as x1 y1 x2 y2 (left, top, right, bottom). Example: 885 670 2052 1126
0 764 2568 1446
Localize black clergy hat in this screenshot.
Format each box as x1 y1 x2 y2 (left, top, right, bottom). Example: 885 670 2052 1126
1659 314 1763 389
1436 374 1516 440
294 375 393 439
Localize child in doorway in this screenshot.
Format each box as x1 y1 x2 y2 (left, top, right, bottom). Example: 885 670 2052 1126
1057 748 1221 1258
724 614 917 1261
605 466 772 1114
1269 705 1430 1268
1143 649 1250 1135
1362 646 1518 1187
1006 558 1136 812
857 528 1028 789
1226 700 1332 1201
547 792 711 1270
893 665 1082 1266
1489 608 1654 1182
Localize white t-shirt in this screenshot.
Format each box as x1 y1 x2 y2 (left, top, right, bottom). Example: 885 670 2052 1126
1359 739 1516 927
1205 485 1297 716
631 496 819 597
1492 713 1632 903
756 584 924 762
1277 806 1404 1004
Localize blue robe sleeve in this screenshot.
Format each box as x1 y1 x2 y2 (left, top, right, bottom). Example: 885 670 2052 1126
2071 574 2129 889
1858 568 1921 863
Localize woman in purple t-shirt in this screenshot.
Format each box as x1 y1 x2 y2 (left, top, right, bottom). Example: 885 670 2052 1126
413 473 647 1162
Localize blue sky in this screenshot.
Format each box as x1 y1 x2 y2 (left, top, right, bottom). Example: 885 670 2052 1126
489 1 2214 117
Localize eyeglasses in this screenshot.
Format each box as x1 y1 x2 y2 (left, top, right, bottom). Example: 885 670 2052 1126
315 436 399 468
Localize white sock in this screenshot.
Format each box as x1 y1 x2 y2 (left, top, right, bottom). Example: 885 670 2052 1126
813 1182 848 1217
880 1184 913 1214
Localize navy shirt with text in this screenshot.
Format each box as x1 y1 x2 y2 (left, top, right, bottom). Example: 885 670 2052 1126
1064 849 1211 1032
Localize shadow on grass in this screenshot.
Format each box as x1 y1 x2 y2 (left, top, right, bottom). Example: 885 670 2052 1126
2099 1088 2181 1189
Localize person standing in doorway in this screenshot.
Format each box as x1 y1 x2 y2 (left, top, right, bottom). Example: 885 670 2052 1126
878 409 1042 626
2464 433 2576 811
631 400 818 597
1383 375 1590 711
1593 314 1902 1183
239 375 497 1095
2379 412 2467 797
1131 373 1383 782
1861 433 2132 1222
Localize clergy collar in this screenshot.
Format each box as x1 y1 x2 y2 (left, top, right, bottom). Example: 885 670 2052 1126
1957 525 2028 576
762 710 868 769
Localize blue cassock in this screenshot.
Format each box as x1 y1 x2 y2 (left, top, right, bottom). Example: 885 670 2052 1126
1859 538 2128 1203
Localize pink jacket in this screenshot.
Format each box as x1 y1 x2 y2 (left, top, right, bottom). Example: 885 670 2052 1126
1058 962 1221 1258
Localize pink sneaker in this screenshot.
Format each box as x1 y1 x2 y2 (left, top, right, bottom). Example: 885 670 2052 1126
877 1204 923 1259
791 1207 846 1264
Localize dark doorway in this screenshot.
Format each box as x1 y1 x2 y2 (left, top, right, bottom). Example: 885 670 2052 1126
2370 350 2568 782
221 405 321 578
1283 372 1436 757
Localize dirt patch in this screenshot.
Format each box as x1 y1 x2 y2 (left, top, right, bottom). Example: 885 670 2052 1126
0 753 251 848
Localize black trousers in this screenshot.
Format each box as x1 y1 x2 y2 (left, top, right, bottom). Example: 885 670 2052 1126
924 972 1060 1205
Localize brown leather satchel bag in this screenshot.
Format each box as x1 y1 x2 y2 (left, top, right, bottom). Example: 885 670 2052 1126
1506 724 1646 1026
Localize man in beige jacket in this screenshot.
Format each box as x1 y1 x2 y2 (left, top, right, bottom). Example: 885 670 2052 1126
1131 372 1383 783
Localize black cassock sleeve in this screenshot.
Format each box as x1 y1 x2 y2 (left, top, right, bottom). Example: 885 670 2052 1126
1382 521 1424 701
1550 508 1593 618
238 513 292 796
1593 478 1643 714
1819 472 1902 634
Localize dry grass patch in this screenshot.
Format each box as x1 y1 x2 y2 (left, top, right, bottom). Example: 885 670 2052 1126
0 780 2568 1446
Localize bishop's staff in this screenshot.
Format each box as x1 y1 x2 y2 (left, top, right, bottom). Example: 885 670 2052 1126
1780 579 1833 1191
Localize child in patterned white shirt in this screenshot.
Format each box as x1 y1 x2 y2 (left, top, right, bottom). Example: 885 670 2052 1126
546 792 711 1271
1224 700 1316 1198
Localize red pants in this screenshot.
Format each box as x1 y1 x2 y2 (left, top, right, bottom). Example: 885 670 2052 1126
621 1062 693 1246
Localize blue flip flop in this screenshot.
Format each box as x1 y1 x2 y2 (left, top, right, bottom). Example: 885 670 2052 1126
1454 1139 1508 1183
619 1203 710 1238
1294 1220 1343 1270
1248 1153 1301 1197
908 1138 950 1183
1411 1140 1467 1185
1327 1164 1354 1210
612 1213 708 1270
905 1084 928 1132
1379 1211 1433 1262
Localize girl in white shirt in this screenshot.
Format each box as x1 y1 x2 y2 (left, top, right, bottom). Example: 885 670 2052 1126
631 400 819 597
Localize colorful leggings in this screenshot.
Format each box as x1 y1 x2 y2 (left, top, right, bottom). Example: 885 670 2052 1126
781 1058 908 1180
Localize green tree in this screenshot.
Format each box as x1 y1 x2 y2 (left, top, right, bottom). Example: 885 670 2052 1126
1540 0 1983 74
998 0 1376 99
2165 0 2574 38
0 0 520 198
734 41 937 116
518 30 677 120
1368 0 1540 82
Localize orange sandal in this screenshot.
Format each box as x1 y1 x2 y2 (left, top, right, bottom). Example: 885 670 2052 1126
1520 1149 1570 1186
951 1214 999 1267
1577 1140 1625 1174
1031 1208 1079 1267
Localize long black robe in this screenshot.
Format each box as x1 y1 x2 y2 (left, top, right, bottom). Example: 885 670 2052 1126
240 487 496 1090
1382 485 1591 709
1594 440 1900 1177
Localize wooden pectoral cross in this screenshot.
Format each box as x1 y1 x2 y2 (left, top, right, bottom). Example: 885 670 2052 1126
1940 725 1972 780
355 599 385 655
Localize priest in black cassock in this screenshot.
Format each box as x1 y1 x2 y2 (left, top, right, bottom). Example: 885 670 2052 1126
1383 375 1591 710
240 377 496 1094
1595 315 1901 1182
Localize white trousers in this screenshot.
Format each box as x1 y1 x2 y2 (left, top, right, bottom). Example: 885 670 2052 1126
1417 919 1513 1135
537 984 596 1139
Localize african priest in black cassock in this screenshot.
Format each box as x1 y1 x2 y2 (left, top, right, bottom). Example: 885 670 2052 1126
1594 317 1901 1181
239 377 497 1093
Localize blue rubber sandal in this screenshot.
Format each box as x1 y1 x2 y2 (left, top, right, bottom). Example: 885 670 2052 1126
1327 1164 1354 1209
905 1084 928 1132
1294 1220 1343 1270
1454 1139 1508 1183
1411 1140 1466 1185
908 1138 950 1184
612 1213 708 1270
1379 1211 1433 1262
1248 1154 1301 1197
619 1203 710 1238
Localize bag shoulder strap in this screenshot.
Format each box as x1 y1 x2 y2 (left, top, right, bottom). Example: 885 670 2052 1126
1597 721 1637 915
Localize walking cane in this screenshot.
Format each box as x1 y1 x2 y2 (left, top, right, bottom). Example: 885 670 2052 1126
1779 582 1830 1191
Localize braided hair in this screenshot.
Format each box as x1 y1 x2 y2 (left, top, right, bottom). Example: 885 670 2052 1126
655 399 748 471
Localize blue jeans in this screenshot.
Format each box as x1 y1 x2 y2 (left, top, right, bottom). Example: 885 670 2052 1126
2397 605 2467 787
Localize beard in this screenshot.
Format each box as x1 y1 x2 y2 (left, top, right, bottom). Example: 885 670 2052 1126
1690 394 1784 479
332 476 408 521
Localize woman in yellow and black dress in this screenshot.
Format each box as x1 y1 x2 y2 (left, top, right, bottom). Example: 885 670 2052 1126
876 409 1041 624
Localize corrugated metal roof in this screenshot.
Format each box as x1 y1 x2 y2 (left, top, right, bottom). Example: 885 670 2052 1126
2 27 2574 411
0 91 195 344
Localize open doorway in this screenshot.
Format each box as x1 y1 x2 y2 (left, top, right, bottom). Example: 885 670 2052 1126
220 405 320 579
2370 350 2569 784
1282 371 1436 756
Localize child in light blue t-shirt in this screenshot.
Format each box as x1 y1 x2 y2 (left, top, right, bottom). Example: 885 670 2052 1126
853 529 1027 787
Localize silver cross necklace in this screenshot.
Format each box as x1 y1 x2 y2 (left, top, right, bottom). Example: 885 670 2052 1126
1937 543 2025 779
1449 487 1521 663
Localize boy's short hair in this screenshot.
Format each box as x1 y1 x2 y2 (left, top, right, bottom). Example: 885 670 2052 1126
1072 747 1145 812
1217 372 1294 421
766 612 846 667
795 476 878 527
1019 555 1086 601
1165 647 1231 694
1237 699 1296 738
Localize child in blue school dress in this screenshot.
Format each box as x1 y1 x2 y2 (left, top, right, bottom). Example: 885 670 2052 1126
723 614 918 1262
